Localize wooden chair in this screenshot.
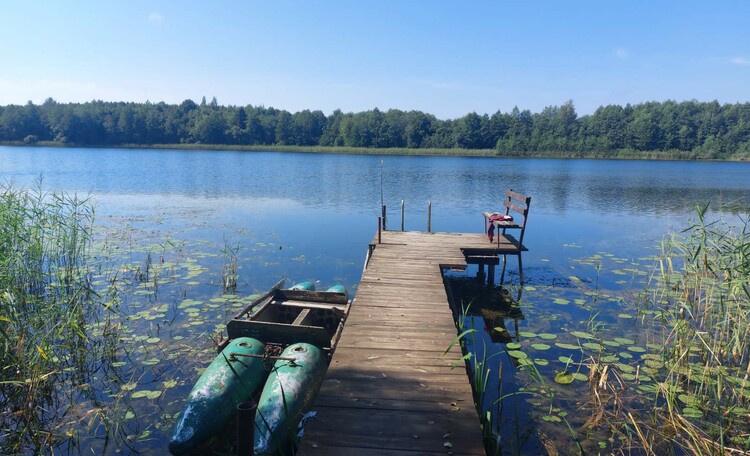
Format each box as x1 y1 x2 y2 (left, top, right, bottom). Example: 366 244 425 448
482 189 531 284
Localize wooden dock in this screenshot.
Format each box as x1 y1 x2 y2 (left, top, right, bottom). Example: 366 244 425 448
297 230 524 455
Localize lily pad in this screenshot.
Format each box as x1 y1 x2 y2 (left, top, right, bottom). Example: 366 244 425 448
531 343 550 351
570 331 594 339
506 342 522 350
132 390 162 399
507 350 527 359
539 333 557 340
555 343 580 350
554 371 575 385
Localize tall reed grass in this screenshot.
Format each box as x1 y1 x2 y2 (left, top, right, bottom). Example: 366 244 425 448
0 182 113 453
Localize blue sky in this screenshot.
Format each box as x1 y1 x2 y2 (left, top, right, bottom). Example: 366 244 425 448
1 1 748 118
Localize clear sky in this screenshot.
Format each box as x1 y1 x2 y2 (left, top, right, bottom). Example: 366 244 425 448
1 1 748 119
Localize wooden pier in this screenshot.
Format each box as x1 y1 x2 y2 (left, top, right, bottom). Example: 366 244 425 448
298 230 524 455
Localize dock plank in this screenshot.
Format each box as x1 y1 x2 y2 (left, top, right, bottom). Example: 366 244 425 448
298 230 522 455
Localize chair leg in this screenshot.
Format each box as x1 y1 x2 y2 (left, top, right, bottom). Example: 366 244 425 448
499 254 507 285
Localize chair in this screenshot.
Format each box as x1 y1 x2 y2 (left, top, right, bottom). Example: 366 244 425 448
482 189 531 284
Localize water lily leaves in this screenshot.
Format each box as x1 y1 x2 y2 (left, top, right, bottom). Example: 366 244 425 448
614 337 635 345
570 331 594 339
582 342 604 351
141 358 160 366
534 358 549 366
553 298 570 305
539 333 557 340
506 342 522 350
531 343 550 351
507 350 527 359
555 343 580 350
601 355 619 363
627 346 646 353
602 340 621 347
131 390 161 399
682 407 703 418
554 371 574 384
542 414 562 422
572 372 588 382
121 382 137 391
146 337 160 344
519 331 537 338
558 356 575 364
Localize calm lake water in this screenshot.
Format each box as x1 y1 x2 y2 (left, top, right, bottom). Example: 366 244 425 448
1 145 749 454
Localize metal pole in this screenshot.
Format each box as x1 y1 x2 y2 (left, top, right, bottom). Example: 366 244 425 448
427 201 432 233
237 399 256 456
378 216 382 244
400 200 405 231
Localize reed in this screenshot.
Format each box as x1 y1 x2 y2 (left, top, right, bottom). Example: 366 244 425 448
0 182 118 453
587 205 750 454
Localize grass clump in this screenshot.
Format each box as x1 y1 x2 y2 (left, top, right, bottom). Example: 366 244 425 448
0 182 114 453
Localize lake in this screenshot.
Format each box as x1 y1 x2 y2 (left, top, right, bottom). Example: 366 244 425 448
1 145 749 454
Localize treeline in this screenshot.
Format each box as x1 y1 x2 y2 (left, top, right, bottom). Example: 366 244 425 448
1 97 749 159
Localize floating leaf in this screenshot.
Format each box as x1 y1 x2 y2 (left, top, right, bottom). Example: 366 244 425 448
570 331 594 339
533 358 549 366
572 372 588 381
682 407 703 418
582 342 604 351
602 340 621 347
614 338 635 345
558 356 575 364
601 355 619 363
539 333 557 340
519 331 537 338
627 346 646 353
142 358 160 366
146 337 160 344
554 371 574 385
507 350 527 359
531 343 550 351
553 298 570 305
618 313 633 319
555 343 580 350
506 342 521 350
131 390 161 399
542 414 562 422
121 382 137 391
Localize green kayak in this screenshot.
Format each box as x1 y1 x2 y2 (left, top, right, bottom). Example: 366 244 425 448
168 337 266 455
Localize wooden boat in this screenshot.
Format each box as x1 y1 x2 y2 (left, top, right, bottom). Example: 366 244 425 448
168 279 350 455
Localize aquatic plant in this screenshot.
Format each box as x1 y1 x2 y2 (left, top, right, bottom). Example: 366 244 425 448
0 182 105 452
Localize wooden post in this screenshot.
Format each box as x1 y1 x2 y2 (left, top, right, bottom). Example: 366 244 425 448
400 200 405 231
377 216 382 244
382 205 387 230
427 201 432 233
237 399 256 456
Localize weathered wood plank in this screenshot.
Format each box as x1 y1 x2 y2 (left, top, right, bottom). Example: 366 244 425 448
298 231 506 456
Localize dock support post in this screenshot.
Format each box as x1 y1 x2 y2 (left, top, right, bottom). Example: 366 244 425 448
427 201 431 233
401 200 405 231
237 399 256 456
382 205 387 230
487 263 495 288
378 217 382 244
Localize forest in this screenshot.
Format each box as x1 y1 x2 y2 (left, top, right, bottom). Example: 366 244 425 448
1 97 749 159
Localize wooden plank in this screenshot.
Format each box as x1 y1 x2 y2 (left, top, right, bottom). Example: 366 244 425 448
298 230 496 456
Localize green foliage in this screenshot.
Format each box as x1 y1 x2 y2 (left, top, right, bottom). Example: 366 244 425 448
2 98 750 159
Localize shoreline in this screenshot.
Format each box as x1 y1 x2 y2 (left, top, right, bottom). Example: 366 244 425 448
1 141 748 162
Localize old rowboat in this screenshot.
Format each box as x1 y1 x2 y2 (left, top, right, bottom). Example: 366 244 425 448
168 280 350 455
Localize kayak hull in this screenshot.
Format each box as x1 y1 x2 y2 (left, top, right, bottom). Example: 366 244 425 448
253 342 327 455
168 337 266 455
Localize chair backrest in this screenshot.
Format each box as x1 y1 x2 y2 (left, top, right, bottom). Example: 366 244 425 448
503 189 531 246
